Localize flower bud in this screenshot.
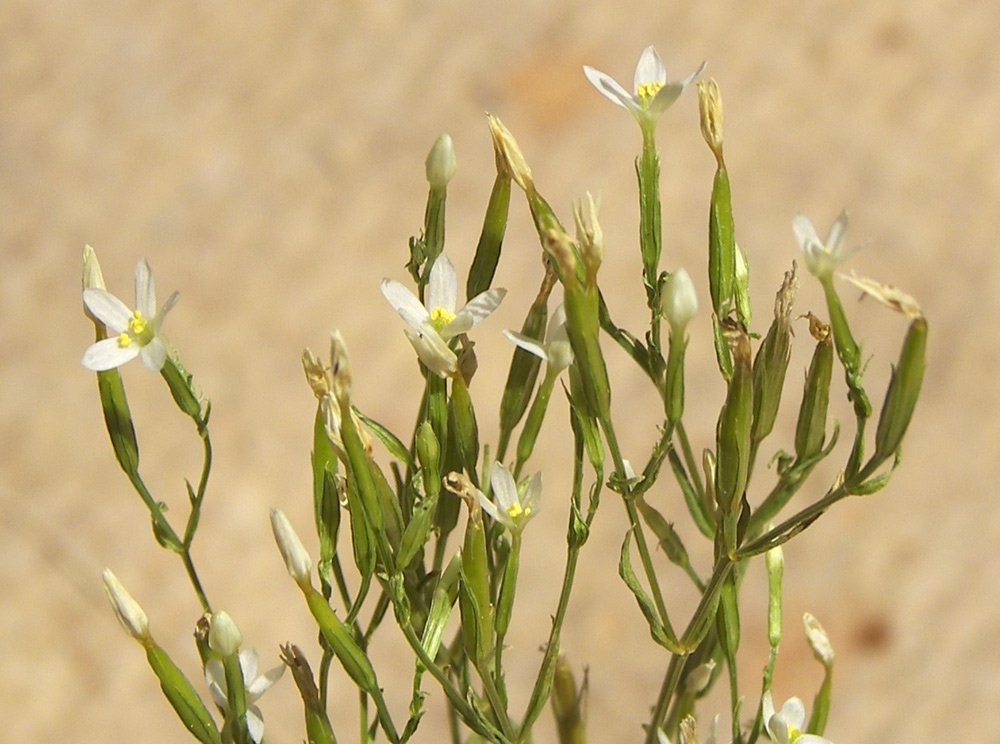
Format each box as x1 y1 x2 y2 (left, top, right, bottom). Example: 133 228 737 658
101 568 151 645
802 612 835 669
766 543 784 648
425 133 457 189
270 508 313 588
208 610 242 658
662 268 699 334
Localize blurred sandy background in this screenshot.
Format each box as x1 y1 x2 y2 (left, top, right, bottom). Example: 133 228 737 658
3 0 998 741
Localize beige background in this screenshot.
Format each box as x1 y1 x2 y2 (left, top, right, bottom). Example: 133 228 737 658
3 1 997 742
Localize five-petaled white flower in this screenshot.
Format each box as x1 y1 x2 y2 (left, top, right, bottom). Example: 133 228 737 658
380 254 506 377
762 691 833 744
792 210 862 281
584 46 706 135
477 462 541 533
81 259 178 372
503 304 573 372
205 647 284 744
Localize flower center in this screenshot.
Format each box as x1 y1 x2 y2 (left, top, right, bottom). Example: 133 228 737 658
636 81 663 105
787 726 802 742
429 306 455 332
117 310 153 348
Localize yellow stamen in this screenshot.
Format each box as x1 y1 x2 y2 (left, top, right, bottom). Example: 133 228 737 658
128 310 147 335
429 306 455 331
117 332 132 348
636 81 663 105
507 503 528 520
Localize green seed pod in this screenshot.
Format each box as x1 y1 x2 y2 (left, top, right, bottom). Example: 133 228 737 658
708 164 736 317
145 643 222 744
421 552 462 659
446 473 494 665
752 265 797 448
872 316 927 465
715 326 753 516
551 654 586 744
795 323 834 462
466 168 512 300
280 644 337 744
449 374 480 485
820 274 861 374
498 276 552 449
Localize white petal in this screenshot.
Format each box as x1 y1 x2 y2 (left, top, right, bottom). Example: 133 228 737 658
83 288 133 332
634 46 666 89
152 291 180 332
246 705 265 744
825 210 850 255
761 690 777 733
792 213 822 254
779 697 807 731
139 339 168 371
238 647 260 681
427 254 458 314
445 288 506 338
489 463 519 515
204 658 228 707
404 327 456 377
381 278 430 330
502 329 549 361
246 664 285 701
477 488 505 525
546 304 568 344
135 259 156 318
583 65 635 110
522 471 543 515
82 338 141 371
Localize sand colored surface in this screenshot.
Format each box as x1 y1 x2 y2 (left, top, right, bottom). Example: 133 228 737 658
3 1 998 741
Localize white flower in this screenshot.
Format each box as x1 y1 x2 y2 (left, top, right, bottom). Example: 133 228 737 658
380 254 506 377
81 259 178 371
792 210 862 280
762 691 833 744
205 647 284 744
584 46 705 134
503 304 573 371
477 462 541 533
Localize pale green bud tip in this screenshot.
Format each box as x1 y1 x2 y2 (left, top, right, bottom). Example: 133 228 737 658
425 133 457 189
208 610 243 657
101 568 151 644
270 509 313 586
765 542 785 574
328 329 352 403
82 245 106 291
697 78 724 160
573 192 603 279
684 659 716 694
487 113 533 191
803 612 835 667
662 267 698 332
302 347 331 400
